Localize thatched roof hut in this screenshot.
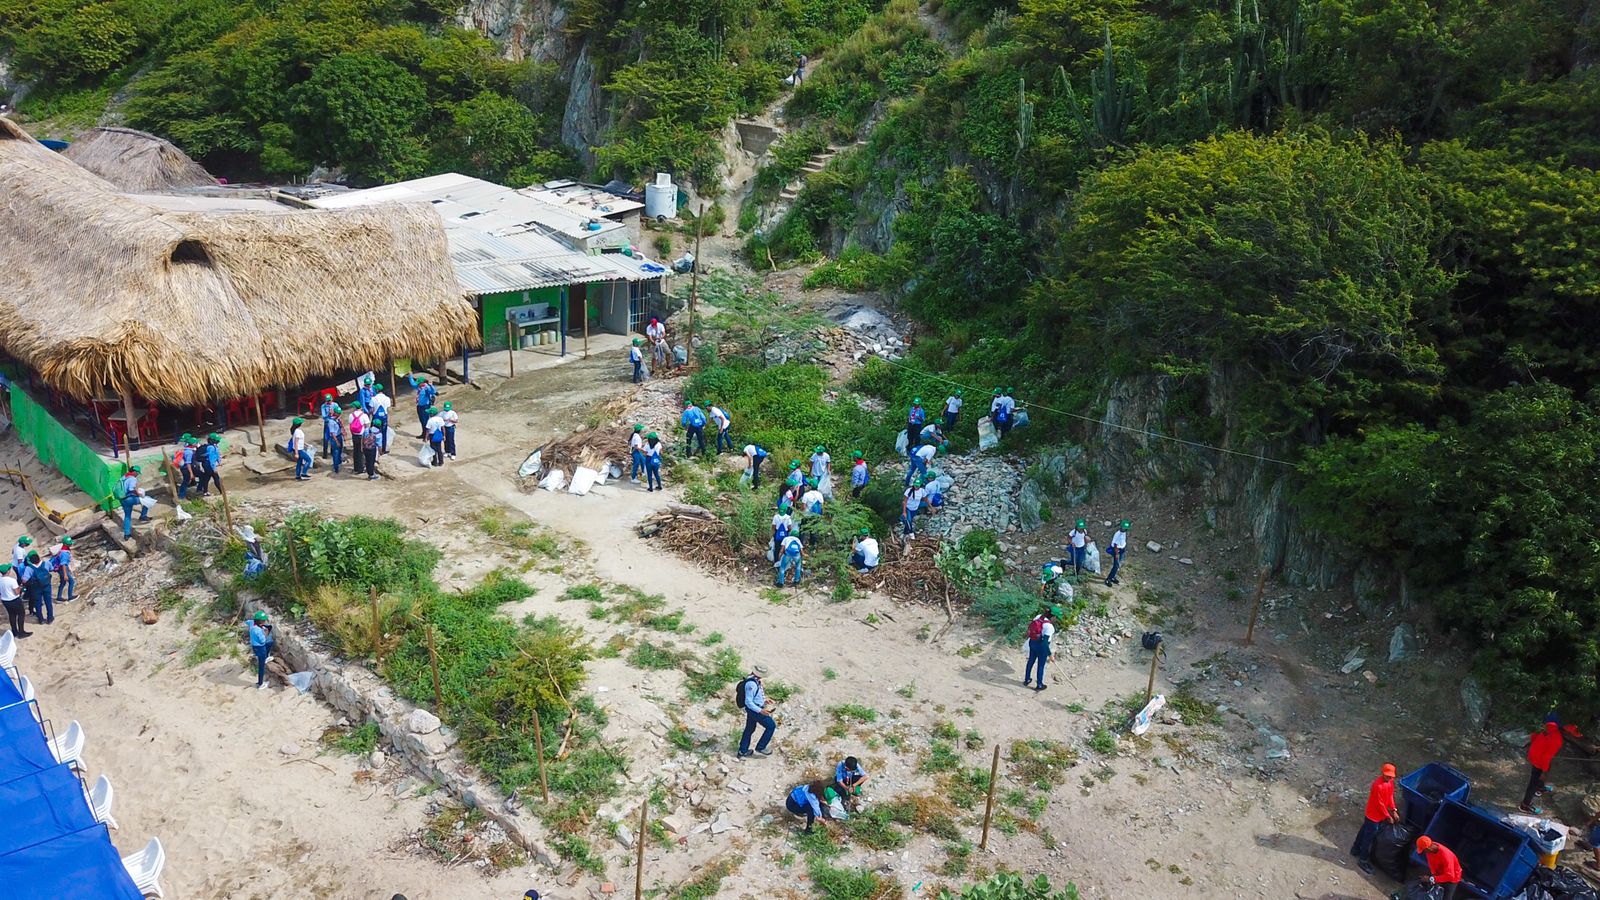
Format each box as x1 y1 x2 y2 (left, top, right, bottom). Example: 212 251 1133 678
60 127 217 192
0 117 479 407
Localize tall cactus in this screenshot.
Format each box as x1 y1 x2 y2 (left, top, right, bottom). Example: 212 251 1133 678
1015 77 1035 158
1056 29 1135 149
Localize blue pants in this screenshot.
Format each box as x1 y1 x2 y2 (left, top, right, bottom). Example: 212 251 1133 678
904 456 926 486
329 439 344 473
322 423 333 447
902 507 918 536
906 427 921 456
776 553 803 585
1105 547 1123 583
444 426 457 457
178 467 193 499
34 584 52 623
1070 544 1086 574
715 427 733 453
120 495 146 537
632 360 643 383
943 410 958 430
253 643 273 686
1349 818 1381 861
55 570 74 601
739 709 775 754
684 426 705 456
631 449 644 480
646 460 662 490
295 449 312 478
750 456 764 489
1025 638 1049 685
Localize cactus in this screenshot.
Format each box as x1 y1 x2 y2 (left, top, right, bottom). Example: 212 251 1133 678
1056 29 1135 149
1015 77 1034 157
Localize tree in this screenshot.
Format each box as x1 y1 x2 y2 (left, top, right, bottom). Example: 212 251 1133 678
13 1 140 83
291 52 430 183
435 92 543 185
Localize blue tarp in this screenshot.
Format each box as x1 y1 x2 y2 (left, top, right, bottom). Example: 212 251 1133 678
0 673 22 707
0 824 144 899
0 764 98 856
0 701 54 783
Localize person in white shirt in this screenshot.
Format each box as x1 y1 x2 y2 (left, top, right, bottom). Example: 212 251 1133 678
645 317 666 344
809 445 832 498
424 406 446 467
630 338 645 383
1105 520 1130 586
1023 606 1058 691
906 440 941 486
441 402 460 459
11 535 32 572
744 444 769 489
943 390 963 430
0 562 26 638
799 481 824 545
347 404 370 476
902 478 927 539
370 386 392 416
709 404 733 453
772 502 795 553
629 424 646 483
1067 519 1090 575
849 529 880 573
290 417 311 480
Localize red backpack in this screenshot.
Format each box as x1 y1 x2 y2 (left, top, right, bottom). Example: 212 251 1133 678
1026 616 1045 640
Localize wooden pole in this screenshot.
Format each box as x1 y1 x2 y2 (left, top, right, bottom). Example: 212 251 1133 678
582 290 589 359
1244 569 1269 645
162 449 180 505
686 203 705 361
1146 643 1161 704
286 528 303 592
118 390 136 461
369 585 382 669
979 744 1001 850
252 395 268 453
215 472 234 534
505 321 516 378
531 711 550 803
426 625 443 710
634 798 648 900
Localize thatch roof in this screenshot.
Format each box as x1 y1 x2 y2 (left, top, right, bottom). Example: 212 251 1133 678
60 127 217 192
0 117 479 407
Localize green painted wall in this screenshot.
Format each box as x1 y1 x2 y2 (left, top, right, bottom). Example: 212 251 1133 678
480 287 561 350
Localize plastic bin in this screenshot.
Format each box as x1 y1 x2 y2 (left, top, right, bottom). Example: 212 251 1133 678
1414 800 1539 899
1400 763 1472 832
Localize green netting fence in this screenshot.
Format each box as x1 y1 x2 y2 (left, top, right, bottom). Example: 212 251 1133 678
10 386 121 512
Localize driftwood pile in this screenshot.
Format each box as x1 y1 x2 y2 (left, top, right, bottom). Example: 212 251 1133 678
635 504 760 578
854 537 961 608
536 425 632 472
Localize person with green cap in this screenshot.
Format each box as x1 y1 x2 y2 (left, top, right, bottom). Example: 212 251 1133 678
708 401 733 453
785 459 805 489
849 451 869 499
901 475 927 540
347 403 369 475
51 537 74 603
630 337 645 383
408 372 438 437
197 432 223 495
319 389 340 447
644 431 664 491
809 445 832 498
441 401 459 460
771 501 795 556
424 405 446 467
1067 519 1090 575
247 610 275 690
357 375 376 414
784 781 836 833
995 387 1017 438
1105 520 1130 586
22 550 51 625
906 436 940 486
905 398 926 455
290 416 311 480
743 442 769 489
1024 606 1058 691
176 433 198 499
799 478 825 546
628 424 646 483
849 528 879 573
680 400 707 457
325 404 346 475
118 465 147 537
11 535 32 572
943 389 964 430
369 384 392 454
0 562 25 639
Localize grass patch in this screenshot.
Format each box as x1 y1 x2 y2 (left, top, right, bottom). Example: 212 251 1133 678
1087 728 1118 755
684 647 744 701
562 584 605 602
807 858 901 900
1168 684 1223 726
829 704 879 724
420 804 525 870
477 507 560 557
943 767 991 809
668 855 743 899
551 833 606 876
184 624 236 668
843 805 911 850
920 740 961 774
932 720 959 741
324 722 382 756
1010 739 1080 790
629 640 688 670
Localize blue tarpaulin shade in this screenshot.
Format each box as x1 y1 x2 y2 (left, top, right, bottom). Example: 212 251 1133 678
0 702 53 783
0 764 99 856
0 824 144 899
0 673 22 707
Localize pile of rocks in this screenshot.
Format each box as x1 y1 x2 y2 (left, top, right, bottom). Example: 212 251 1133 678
917 454 1026 541
829 304 909 361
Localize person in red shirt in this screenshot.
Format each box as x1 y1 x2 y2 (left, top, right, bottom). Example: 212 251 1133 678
1350 762 1401 874
1521 712 1587 813
1416 836 1463 899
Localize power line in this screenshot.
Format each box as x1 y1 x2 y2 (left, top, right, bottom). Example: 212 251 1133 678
873 355 1298 468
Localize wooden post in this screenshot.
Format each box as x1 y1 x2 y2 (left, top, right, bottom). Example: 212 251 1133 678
162 450 180 505
426 625 443 710
286 528 303 592
634 798 648 900
979 744 1001 850
1146 643 1161 704
252 395 268 453
118 390 136 460
1244 569 1269 645
215 473 234 534
505 321 516 378
369 585 383 669
582 291 590 359
685 203 706 362
531 712 551 803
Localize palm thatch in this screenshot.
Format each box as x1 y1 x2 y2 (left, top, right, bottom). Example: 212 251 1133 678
0 118 480 407
60 127 217 192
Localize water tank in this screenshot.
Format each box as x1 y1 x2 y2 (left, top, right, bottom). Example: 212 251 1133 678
645 172 677 221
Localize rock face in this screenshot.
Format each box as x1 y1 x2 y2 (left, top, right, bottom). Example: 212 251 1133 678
1461 676 1490 730
560 41 605 166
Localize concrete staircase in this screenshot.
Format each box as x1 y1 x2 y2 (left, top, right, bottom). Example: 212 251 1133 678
778 140 868 202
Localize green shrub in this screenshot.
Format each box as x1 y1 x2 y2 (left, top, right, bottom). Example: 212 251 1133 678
971 579 1048 640
270 511 440 597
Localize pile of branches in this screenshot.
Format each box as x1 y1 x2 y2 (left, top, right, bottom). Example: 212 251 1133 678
857 537 964 608
535 425 631 472
635 504 763 578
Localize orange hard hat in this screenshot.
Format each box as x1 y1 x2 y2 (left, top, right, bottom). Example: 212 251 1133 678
1415 836 1434 852
1381 763 1397 777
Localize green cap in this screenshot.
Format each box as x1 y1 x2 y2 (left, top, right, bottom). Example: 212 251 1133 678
805 477 817 486
129 465 141 473
646 431 658 439
993 388 1002 396
0 564 10 574
955 389 963 396
180 432 193 442
633 338 643 346
253 610 268 622
374 384 384 391
823 787 839 802
61 537 73 546
814 445 825 453
16 536 30 546
25 551 38 563
345 402 360 411
1076 519 1086 528
443 402 452 411
940 442 949 450
633 424 644 431
778 501 791 512
427 406 439 414
208 432 221 441
416 374 429 383
1050 605 1062 617
852 450 863 459
858 527 870 536
912 397 921 404
1121 520 1130 529
363 375 374 384
292 416 305 425
1005 386 1014 393
790 460 801 468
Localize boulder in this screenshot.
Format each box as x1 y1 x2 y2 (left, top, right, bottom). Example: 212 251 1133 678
1461 677 1489 730
406 708 442 735
1388 624 1417 663
1018 479 1046 531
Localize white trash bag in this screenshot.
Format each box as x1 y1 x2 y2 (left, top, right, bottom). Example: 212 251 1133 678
287 671 315 694
518 450 543 478
1131 694 1166 737
539 469 567 492
894 429 909 455
977 416 998 451
1084 541 1101 575
416 443 435 468
138 495 158 509
568 466 599 495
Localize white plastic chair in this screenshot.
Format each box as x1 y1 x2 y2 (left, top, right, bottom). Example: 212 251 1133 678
0 630 14 669
47 720 84 771
121 837 165 899
89 774 118 830
18 674 32 703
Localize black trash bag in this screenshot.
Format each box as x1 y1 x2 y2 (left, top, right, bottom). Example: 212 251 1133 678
1511 885 1557 900
1528 865 1600 900
1406 881 1445 900
1373 822 1418 882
